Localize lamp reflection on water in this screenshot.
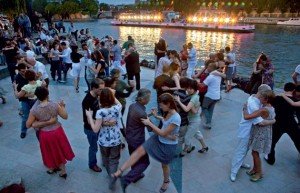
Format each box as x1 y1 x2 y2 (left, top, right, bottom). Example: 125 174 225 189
186 30 235 62
119 26 161 60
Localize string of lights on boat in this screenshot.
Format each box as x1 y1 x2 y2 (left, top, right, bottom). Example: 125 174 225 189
118 14 236 24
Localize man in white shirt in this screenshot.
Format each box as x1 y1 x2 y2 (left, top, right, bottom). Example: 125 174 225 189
27 58 50 87
230 84 275 182
155 51 171 78
225 46 236 92
292 64 300 85
187 42 197 78
59 42 72 83
201 62 222 129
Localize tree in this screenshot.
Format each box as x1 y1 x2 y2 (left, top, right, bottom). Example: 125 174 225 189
99 3 110 11
81 0 99 16
32 0 48 15
44 3 59 16
60 1 81 18
0 0 27 17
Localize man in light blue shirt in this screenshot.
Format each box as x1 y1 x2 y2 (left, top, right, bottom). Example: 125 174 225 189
187 42 197 78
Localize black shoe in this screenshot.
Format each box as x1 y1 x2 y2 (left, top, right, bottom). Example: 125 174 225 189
132 173 145 183
59 173 67 179
120 177 128 193
198 147 209 153
264 155 275 165
20 133 26 139
187 146 195 153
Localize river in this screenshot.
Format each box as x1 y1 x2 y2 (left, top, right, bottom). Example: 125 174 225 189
72 19 300 88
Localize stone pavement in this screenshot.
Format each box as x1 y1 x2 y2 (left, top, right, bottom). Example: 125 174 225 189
0 66 299 193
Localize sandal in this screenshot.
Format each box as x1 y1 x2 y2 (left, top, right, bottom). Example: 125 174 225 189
198 147 209 153
159 179 170 193
186 146 195 153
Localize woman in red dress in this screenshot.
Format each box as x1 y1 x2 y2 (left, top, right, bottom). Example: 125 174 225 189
26 87 75 179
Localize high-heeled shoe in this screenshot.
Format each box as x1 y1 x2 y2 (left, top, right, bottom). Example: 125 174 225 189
198 147 209 153
159 179 170 193
46 168 61 174
59 173 67 179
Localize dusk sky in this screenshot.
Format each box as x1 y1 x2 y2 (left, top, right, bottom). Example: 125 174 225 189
98 0 135 5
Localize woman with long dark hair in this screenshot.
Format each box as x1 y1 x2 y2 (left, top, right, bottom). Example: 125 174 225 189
112 93 181 193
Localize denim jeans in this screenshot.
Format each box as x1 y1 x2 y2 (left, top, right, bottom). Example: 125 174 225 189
21 100 35 134
202 97 218 124
84 128 99 168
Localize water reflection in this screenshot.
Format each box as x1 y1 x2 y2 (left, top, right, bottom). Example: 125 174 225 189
186 30 235 61
82 20 300 87
119 26 161 60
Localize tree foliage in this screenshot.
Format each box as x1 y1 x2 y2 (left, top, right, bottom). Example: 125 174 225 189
81 0 99 16
32 0 48 15
0 0 27 17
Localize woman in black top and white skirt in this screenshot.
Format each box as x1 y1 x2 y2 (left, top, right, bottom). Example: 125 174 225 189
112 93 181 193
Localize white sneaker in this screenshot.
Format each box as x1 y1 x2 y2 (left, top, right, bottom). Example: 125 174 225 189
241 163 251 169
230 173 236 182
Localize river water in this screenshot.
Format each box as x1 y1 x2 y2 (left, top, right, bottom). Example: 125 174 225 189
73 19 300 88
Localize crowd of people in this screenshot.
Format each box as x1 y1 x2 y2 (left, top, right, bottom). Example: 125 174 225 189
0 14 299 193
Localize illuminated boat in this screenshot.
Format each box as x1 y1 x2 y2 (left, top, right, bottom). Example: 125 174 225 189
277 18 300 26
111 11 255 33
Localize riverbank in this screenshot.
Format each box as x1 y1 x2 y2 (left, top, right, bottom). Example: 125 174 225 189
0 65 299 193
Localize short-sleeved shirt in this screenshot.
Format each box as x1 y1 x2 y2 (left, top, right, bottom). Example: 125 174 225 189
159 112 181 145
50 49 60 61
111 45 122 61
203 73 222 100
295 65 300 82
21 80 43 100
188 93 200 122
33 61 49 80
95 104 122 147
82 92 99 130
15 73 29 101
237 95 263 138
226 52 236 67
31 101 61 131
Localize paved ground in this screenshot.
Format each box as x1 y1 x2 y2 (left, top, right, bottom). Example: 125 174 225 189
0 66 299 193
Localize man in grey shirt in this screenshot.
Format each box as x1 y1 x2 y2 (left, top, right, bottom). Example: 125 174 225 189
121 89 151 192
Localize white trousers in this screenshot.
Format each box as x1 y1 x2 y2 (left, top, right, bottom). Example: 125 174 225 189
231 137 249 174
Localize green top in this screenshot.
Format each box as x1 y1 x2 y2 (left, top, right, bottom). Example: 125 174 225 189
21 80 43 100
122 40 134 50
188 93 200 122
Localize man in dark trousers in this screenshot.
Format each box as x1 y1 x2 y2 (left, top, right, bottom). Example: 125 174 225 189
124 46 140 90
121 89 151 192
265 82 300 165
82 79 104 172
